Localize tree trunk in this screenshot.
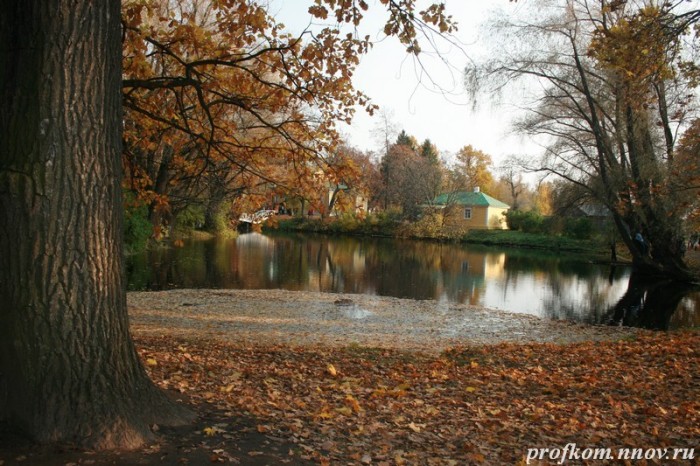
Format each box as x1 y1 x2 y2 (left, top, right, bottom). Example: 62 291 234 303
640 215 692 281
203 182 226 232
326 186 342 219
0 0 192 449
204 199 223 232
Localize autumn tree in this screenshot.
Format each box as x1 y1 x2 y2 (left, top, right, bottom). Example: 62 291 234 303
450 145 495 194
121 0 459 235
381 141 418 215
534 179 554 215
468 0 699 280
673 118 700 233
379 132 442 218
0 0 457 450
316 143 372 217
121 0 366 234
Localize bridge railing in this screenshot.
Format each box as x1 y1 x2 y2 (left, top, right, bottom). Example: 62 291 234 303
239 209 277 224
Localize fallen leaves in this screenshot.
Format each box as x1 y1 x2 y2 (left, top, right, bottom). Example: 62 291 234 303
136 330 700 465
326 363 338 377
345 394 362 413
407 422 422 433
202 425 226 436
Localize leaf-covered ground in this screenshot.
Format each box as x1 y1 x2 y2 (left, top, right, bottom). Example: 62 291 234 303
134 332 699 465
1 332 697 465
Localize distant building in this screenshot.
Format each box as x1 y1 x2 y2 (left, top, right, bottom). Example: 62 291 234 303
322 183 368 217
428 188 510 230
564 203 612 230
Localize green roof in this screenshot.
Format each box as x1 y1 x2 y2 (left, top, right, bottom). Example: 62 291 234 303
431 191 510 209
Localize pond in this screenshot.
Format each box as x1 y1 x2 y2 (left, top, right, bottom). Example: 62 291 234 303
126 232 700 330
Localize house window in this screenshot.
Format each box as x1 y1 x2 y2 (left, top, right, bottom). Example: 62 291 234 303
464 208 472 219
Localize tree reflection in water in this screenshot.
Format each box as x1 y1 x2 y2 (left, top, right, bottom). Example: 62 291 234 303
602 271 699 330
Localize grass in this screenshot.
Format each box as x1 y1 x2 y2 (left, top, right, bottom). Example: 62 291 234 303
271 215 398 237
463 229 606 254
271 216 608 255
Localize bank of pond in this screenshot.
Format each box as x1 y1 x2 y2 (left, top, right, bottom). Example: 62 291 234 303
127 232 699 331
264 216 608 256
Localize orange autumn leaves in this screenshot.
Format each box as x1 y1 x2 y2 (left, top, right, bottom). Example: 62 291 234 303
138 331 699 464
121 0 339 210
120 0 456 215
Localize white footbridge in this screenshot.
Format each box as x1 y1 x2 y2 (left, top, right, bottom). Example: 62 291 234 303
239 209 276 224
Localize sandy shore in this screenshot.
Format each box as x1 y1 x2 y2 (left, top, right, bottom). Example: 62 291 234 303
127 289 641 351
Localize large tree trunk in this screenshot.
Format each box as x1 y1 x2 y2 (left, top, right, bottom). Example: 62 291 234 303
618 107 694 281
0 0 192 449
611 209 692 282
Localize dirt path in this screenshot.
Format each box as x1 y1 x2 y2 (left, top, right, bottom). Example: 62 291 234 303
128 289 640 351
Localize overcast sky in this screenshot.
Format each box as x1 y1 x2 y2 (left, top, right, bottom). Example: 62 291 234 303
270 0 541 167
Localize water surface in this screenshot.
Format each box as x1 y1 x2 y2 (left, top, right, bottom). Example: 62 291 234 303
126 232 699 330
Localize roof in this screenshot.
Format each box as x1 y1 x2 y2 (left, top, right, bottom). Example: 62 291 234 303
578 204 611 217
431 191 510 209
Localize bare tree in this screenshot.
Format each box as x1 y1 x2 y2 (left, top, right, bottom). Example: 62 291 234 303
497 156 527 210
467 0 699 280
371 108 400 162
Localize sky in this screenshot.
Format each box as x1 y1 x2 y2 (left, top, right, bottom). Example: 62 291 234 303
270 0 541 167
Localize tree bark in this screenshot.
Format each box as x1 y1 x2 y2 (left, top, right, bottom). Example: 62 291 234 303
0 0 192 449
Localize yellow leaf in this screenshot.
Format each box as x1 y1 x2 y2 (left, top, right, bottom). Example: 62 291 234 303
146 358 158 366
327 363 338 377
345 394 362 413
470 361 479 369
203 426 225 436
220 384 235 393
335 406 353 416
408 422 421 433
466 386 477 393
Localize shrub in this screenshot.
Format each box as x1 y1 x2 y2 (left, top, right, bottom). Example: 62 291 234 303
272 212 400 237
328 214 360 233
564 217 594 239
210 201 238 238
212 203 229 233
399 212 444 239
173 204 205 233
506 210 545 233
123 192 152 253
